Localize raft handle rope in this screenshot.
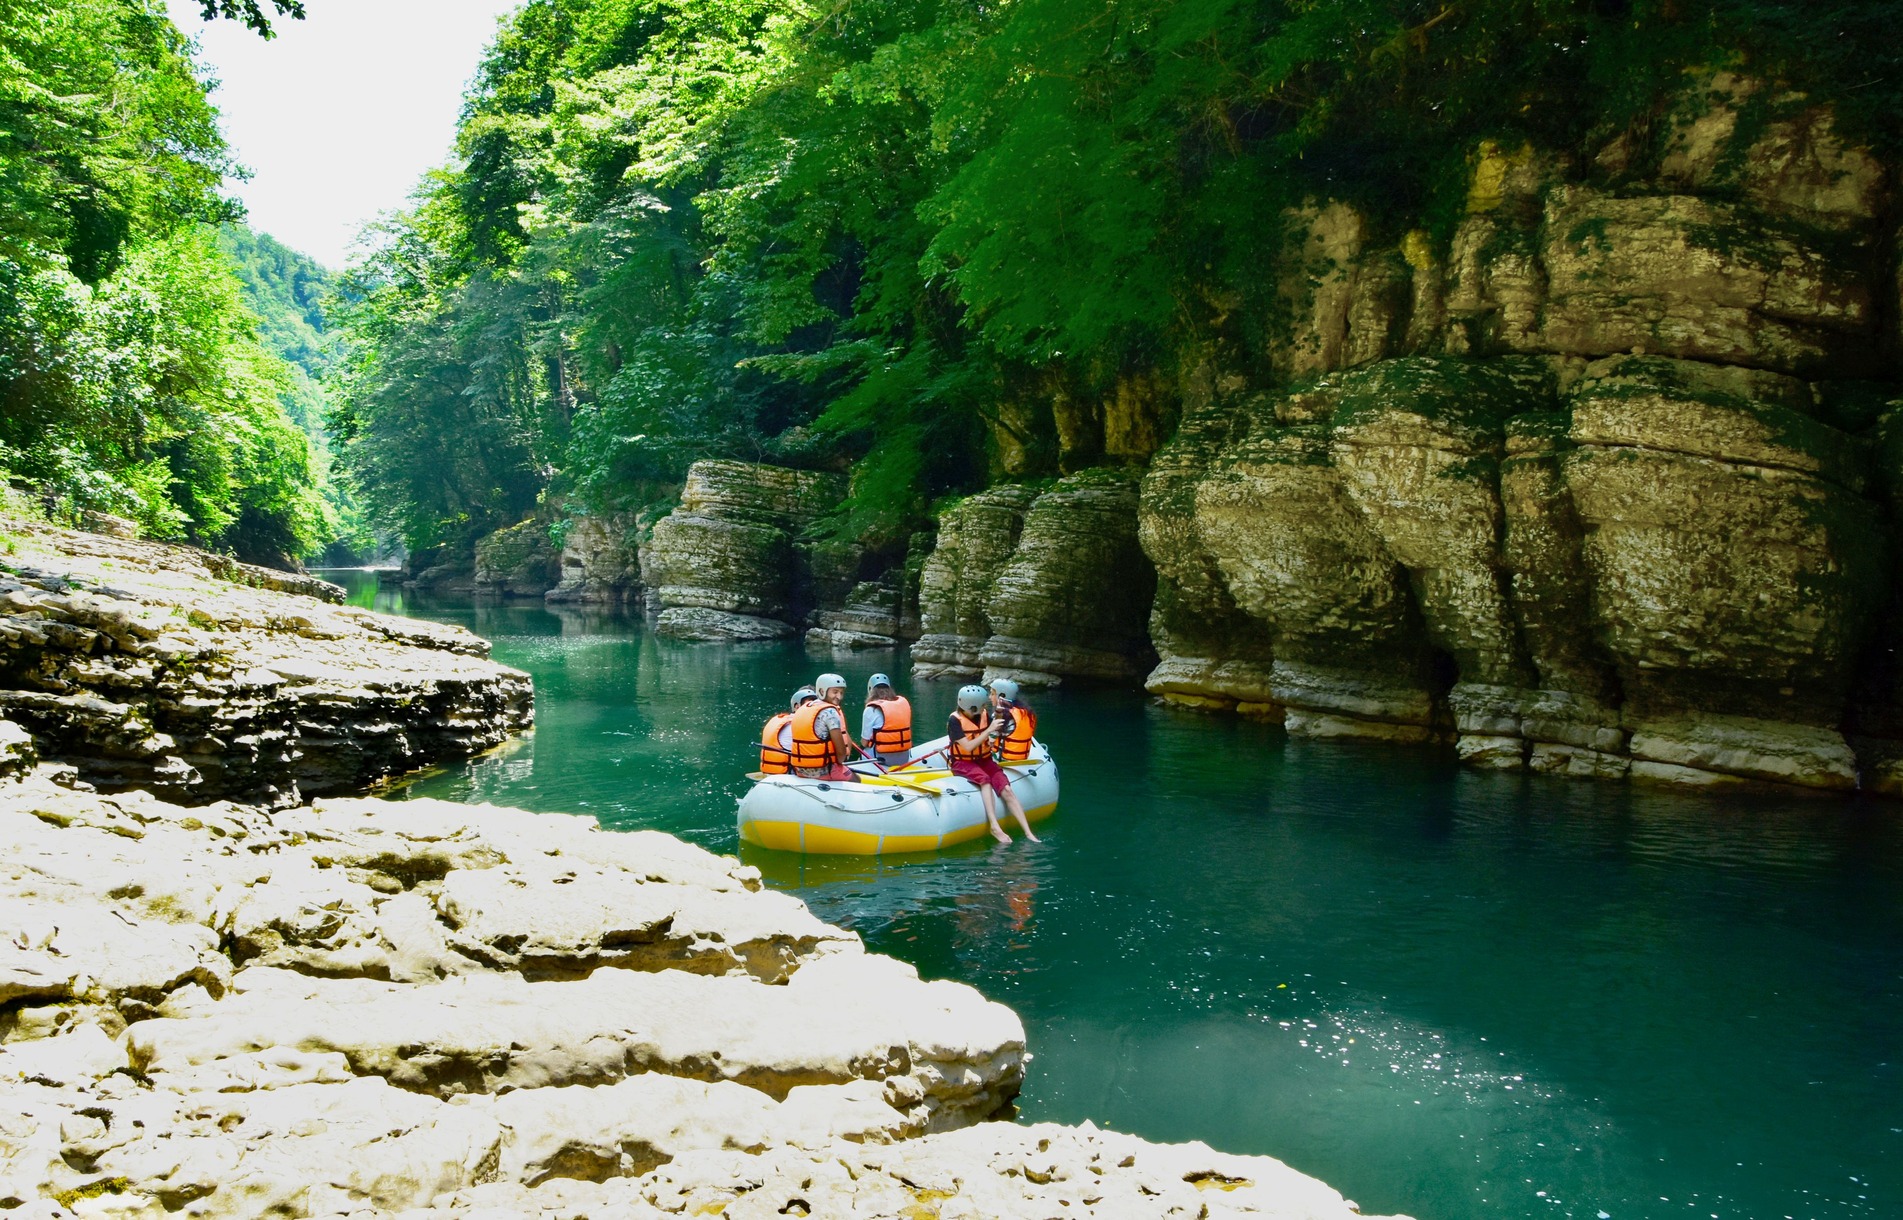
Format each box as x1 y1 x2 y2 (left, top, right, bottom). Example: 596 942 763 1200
759 778 936 814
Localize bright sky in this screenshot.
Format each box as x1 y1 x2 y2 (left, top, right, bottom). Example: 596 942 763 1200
167 0 525 268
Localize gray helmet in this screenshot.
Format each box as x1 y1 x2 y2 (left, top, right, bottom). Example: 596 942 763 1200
956 684 989 715
789 686 818 710
987 676 1020 702
815 672 847 694
867 672 893 691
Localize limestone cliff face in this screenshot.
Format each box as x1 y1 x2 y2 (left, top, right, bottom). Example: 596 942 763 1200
913 473 1154 685
1136 76 1902 793
0 520 533 805
472 516 561 599
646 460 847 641
543 511 649 607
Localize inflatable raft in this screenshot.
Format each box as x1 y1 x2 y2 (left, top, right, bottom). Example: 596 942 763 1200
736 734 1058 855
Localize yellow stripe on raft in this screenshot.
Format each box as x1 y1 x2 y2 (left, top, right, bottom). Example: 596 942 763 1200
802 824 882 854
878 834 941 853
739 819 804 852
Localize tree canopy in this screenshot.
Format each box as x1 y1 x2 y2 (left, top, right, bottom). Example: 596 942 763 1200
0 0 334 565
330 0 1903 559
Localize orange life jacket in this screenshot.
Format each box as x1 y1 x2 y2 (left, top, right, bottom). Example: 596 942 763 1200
950 708 993 761
867 696 913 753
996 702 1037 763
760 712 794 775
788 701 838 771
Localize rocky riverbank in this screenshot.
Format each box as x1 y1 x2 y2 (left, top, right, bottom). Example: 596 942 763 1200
0 766 1394 1218
0 521 1398 1218
0 518 532 805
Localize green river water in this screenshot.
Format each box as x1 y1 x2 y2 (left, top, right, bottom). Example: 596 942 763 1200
329 571 1902 1220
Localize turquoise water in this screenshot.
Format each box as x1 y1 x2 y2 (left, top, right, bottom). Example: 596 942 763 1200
331 572 1903 1220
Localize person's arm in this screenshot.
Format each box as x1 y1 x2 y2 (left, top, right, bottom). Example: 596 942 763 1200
861 705 882 742
949 715 995 753
823 707 856 757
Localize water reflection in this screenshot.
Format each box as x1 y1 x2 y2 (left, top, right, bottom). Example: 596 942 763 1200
321 570 1903 1220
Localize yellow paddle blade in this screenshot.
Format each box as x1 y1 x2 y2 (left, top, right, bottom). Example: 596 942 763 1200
858 774 945 795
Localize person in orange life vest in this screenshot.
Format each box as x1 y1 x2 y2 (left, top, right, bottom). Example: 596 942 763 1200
861 672 913 768
760 686 817 774
947 684 1039 845
789 672 861 782
986 676 1037 763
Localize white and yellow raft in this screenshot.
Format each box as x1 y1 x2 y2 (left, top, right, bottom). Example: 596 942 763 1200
736 735 1058 855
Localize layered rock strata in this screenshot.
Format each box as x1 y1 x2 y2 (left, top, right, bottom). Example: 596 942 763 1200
913 486 1039 678
0 520 532 805
472 517 560 599
1136 78 1902 792
646 461 847 641
543 512 647 607
0 771 1394 1220
913 473 1155 685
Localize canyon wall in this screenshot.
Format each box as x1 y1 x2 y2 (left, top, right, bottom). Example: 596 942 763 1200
1137 75 1902 792
445 76 1901 795
645 460 848 641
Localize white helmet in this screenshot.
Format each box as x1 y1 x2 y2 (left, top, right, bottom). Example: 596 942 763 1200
789 686 818 710
815 672 847 694
867 672 893 691
956 684 989 715
987 677 1020 701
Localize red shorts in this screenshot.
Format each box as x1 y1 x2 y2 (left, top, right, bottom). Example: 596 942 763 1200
950 757 1011 792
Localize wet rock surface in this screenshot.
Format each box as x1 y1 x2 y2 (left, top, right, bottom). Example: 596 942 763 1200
0 772 1394 1219
0 519 532 804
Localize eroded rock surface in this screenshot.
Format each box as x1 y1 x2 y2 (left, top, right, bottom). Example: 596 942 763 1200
1124 77 1903 794
0 771 1394 1219
913 475 1154 686
0 521 532 804
472 517 560 599
646 461 846 640
543 512 647 607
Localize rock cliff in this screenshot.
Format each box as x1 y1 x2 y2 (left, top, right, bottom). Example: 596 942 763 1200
1125 76 1903 793
0 771 1397 1219
543 512 649 608
472 517 560 600
645 461 847 641
0 519 532 805
913 472 1155 685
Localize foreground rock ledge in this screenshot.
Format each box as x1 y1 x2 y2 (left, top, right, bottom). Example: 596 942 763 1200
0 518 533 804
0 774 1399 1219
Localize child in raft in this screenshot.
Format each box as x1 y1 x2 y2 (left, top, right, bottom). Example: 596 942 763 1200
947 684 1040 844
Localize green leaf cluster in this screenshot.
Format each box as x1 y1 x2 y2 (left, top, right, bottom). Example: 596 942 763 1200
335 0 1903 553
0 1 333 566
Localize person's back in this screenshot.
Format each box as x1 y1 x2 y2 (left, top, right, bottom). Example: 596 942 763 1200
862 672 913 767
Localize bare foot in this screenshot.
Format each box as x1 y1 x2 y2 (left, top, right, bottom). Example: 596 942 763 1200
1024 831 1041 843
989 825 1011 844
